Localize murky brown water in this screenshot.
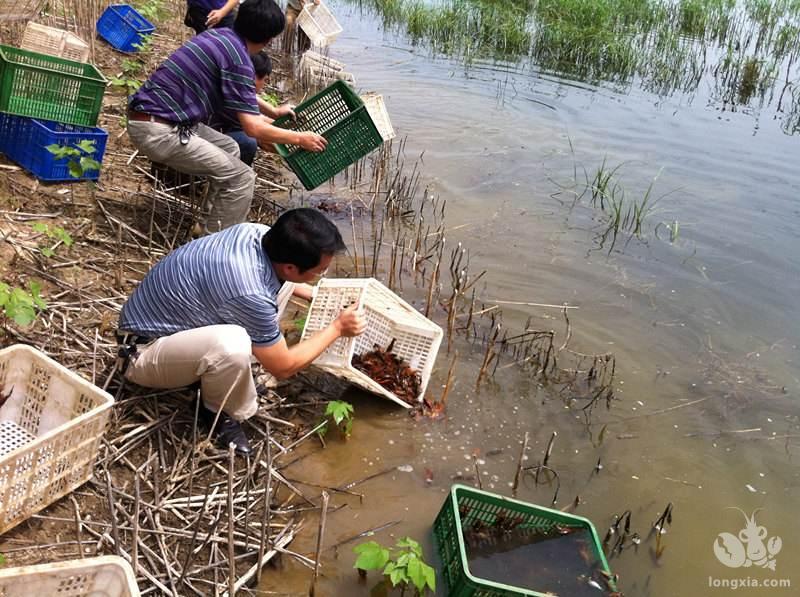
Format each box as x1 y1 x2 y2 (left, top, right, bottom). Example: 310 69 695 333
261 2 800 595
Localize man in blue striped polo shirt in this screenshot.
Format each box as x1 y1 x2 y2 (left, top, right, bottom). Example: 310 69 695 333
118 209 365 455
128 0 327 233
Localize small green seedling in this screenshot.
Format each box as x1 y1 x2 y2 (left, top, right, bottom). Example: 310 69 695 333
46 140 101 179
0 281 46 327
32 223 73 257
319 400 354 439
354 537 436 595
261 92 281 107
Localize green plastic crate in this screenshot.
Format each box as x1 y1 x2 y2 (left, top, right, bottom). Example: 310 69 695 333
0 45 106 127
433 485 616 597
273 80 383 190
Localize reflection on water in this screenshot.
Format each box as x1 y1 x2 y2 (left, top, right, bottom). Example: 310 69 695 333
346 0 800 133
260 1 800 596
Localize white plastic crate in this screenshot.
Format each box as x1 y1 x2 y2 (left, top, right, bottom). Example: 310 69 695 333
301 278 443 408
361 93 395 141
296 1 342 47
299 50 346 73
20 22 90 63
0 556 139 596
0 344 114 534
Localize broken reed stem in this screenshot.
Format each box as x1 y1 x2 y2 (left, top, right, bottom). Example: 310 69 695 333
105 469 121 557
70 495 84 559
543 431 558 468
473 456 483 490
512 432 530 498
133 475 140 577
558 306 572 352
227 444 236 597
439 352 458 406
309 491 330 597
256 420 273 584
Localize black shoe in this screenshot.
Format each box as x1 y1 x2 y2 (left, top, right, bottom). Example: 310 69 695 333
194 399 252 456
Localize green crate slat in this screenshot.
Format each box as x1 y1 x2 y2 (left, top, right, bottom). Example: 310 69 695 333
273 80 382 190
0 45 106 127
433 485 616 597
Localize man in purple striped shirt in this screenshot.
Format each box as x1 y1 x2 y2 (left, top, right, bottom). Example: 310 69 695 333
128 0 327 233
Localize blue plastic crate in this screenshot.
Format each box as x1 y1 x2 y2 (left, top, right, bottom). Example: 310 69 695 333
96 4 155 53
0 113 107 182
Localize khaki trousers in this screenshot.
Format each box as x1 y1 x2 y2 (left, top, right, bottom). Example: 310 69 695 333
127 120 256 232
124 324 258 420
123 284 296 420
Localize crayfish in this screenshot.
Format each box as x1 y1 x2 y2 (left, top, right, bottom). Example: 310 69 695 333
352 339 421 404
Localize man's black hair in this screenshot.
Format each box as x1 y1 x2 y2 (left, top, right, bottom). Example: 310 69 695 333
262 208 346 272
234 0 285 44
252 51 272 79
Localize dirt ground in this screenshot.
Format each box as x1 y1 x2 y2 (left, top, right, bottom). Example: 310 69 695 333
0 3 344 592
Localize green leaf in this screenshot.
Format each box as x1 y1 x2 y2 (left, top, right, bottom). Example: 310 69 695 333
31 222 49 234
0 553 6 566
79 156 100 173
407 558 426 593
388 565 406 587
45 144 74 159
29 281 46 310
68 161 83 179
421 561 436 592
396 537 422 555
353 541 389 571
76 140 96 154
40 247 54 258
53 227 73 247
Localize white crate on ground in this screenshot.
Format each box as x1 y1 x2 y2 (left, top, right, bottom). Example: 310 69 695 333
301 278 443 408
0 344 114 534
361 92 395 141
20 21 90 63
299 50 346 73
297 50 354 87
296 0 342 47
0 556 139 596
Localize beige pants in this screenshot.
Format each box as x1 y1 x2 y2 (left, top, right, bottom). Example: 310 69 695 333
127 120 256 233
125 324 258 420
123 284 296 420
284 5 311 53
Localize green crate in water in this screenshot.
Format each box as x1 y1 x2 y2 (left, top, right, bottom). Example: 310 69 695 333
433 485 616 597
273 80 382 190
0 45 106 127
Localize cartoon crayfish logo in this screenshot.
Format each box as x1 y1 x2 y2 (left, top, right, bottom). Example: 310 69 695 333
713 508 782 570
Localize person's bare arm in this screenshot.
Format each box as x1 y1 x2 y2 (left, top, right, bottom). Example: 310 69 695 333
206 0 238 26
238 111 326 151
292 283 314 301
252 306 363 379
257 96 294 120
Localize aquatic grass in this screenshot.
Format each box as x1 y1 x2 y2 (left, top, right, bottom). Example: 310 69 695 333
348 0 800 129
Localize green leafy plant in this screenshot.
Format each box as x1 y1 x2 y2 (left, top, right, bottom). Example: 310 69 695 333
261 92 281 107
32 223 73 258
293 314 307 333
132 33 154 54
354 537 436 595
0 281 46 327
319 400 354 438
46 140 101 179
134 0 166 22
110 58 144 94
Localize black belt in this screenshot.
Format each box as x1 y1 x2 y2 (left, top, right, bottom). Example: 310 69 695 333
116 332 153 345
116 332 154 375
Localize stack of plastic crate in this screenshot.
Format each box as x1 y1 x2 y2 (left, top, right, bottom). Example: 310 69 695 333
0 24 108 182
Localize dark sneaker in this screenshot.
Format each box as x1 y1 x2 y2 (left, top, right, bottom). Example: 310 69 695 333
194 399 251 456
